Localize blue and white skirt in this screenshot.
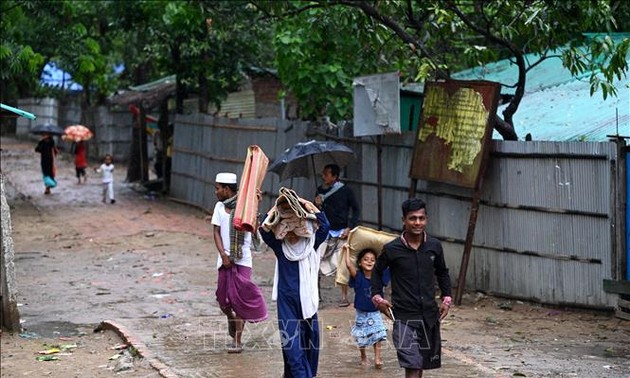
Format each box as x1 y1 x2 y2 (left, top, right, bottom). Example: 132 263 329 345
351 309 387 347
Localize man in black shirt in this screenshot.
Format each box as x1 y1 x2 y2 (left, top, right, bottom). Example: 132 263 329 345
371 198 452 377
314 164 360 307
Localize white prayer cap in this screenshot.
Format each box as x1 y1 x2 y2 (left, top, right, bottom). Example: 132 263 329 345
215 172 237 184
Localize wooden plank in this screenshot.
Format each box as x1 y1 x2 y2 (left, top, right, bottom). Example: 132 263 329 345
614 296 630 321
615 309 630 321
602 279 630 295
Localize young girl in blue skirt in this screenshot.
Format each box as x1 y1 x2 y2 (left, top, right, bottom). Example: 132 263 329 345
344 245 390 369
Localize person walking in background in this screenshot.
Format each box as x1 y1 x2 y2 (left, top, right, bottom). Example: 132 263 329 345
163 123 173 193
259 188 330 378
95 154 115 204
211 172 268 354
371 198 452 378
343 245 390 369
152 130 164 179
314 163 360 307
35 133 58 195
73 140 88 184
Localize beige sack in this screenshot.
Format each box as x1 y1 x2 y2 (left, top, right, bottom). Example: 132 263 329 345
334 225 398 286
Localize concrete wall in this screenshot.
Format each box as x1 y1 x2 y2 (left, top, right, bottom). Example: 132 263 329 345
0 173 20 331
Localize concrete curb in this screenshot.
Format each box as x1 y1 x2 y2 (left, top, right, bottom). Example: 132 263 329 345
96 320 179 378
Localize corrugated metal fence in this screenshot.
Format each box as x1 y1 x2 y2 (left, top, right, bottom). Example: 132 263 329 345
170 114 320 214
462 141 618 308
170 116 624 309
83 106 134 161
15 99 134 163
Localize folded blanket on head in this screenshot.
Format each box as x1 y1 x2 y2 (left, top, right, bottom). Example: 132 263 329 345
263 187 318 239
278 187 316 220
273 215 314 239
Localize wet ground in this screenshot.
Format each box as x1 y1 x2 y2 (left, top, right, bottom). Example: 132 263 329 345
2 136 629 377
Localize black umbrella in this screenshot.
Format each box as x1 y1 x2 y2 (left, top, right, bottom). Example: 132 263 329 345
268 140 356 181
30 123 65 136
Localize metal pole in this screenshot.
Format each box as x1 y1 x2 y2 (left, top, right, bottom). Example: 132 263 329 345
139 105 149 182
454 187 482 306
377 135 383 230
454 132 492 306
409 178 418 197
312 155 318 193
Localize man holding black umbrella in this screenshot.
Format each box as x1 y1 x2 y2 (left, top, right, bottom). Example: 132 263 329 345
34 133 58 194
31 124 65 195
315 163 360 307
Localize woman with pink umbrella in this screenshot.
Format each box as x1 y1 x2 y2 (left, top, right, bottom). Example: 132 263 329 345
63 125 93 184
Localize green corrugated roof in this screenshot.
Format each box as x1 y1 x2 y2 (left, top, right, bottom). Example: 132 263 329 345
453 33 630 141
499 77 629 141
129 75 176 92
453 33 629 95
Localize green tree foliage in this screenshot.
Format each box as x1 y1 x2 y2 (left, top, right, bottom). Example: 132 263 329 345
271 5 404 121
258 0 629 140
258 1 436 121
434 0 630 139
2 1 274 113
1 1 50 99
1 1 124 104
187 1 275 112
2 0 628 140
107 0 275 113
53 1 122 105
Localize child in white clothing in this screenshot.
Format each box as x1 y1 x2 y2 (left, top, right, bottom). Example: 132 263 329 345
95 154 115 204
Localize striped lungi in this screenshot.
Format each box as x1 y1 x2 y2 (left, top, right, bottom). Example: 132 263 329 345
233 145 268 232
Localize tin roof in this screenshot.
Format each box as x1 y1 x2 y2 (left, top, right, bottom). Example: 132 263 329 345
497 77 629 141
452 33 630 141
109 75 176 109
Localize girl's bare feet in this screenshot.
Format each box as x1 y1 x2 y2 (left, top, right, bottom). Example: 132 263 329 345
374 341 383 369
360 346 368 366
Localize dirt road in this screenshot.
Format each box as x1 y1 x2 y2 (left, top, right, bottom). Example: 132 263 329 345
1 137 629 377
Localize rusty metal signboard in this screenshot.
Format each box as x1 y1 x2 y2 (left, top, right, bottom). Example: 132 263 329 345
409 80 501 189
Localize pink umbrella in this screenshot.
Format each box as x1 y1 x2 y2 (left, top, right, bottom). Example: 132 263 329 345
63 125 93 142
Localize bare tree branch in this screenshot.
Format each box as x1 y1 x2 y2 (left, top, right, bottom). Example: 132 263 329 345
250 1 323 21
333 0 449 79
446 0 521 140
